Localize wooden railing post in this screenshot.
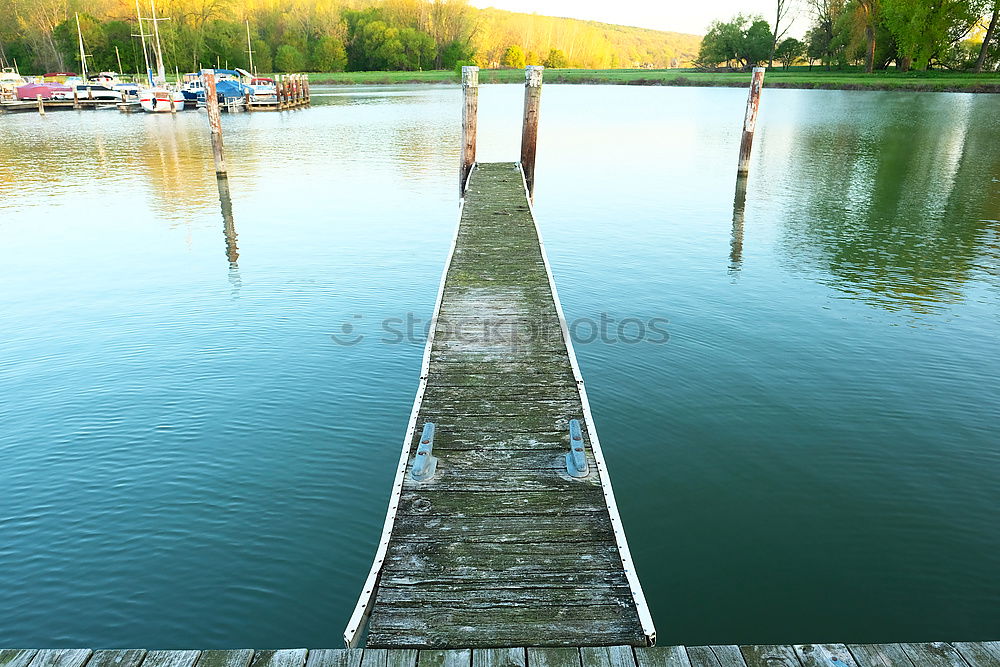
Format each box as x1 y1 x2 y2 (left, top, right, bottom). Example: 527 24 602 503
520 65 544 198
460 65 479 194
201 69 227 177
737 67 765 176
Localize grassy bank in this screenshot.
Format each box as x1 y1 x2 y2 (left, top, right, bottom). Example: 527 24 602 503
307 67 1000 92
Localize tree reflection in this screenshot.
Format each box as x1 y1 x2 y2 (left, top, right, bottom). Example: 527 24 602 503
781 96 1000 312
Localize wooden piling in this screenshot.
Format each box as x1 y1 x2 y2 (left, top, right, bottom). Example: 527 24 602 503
460 65 479 194
737 66 765 176
73 88 80 109
201 69 227 177
36 94 45 115
520 65 544 198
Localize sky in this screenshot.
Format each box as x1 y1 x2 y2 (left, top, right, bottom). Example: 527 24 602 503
468 0 808 37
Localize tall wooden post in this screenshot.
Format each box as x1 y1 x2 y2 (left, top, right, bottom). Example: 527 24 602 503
37 94 45 116
737 67 765 176
202 69 227 177
460 65 478 194
73 87 80 109
520 65 543 198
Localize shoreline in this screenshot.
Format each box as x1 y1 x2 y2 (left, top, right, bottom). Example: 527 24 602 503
308 69 1000 94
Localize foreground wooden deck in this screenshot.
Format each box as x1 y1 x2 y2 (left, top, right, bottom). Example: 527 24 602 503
4 644 1000 667
345 163 653 648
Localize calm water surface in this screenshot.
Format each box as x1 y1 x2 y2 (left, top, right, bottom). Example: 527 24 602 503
1 85 998 647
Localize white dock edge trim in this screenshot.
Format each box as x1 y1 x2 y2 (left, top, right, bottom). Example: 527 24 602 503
518 163 657 646
342 164 476 648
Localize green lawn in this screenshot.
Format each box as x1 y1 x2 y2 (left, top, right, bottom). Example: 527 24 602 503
306 67 1000 92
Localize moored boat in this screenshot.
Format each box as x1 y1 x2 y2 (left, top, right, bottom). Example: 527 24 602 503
17 82 72 100
138 87 185 112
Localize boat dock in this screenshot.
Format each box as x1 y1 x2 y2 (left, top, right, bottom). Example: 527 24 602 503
344 161 654 648
4 643 1000 667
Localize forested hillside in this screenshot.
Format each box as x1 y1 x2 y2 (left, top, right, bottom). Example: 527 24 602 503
0 0 701 74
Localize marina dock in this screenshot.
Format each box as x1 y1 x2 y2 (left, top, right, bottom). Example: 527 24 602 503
344 161 654 648
4 643 1000 667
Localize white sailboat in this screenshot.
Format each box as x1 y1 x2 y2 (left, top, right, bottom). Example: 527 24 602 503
137 0 184 112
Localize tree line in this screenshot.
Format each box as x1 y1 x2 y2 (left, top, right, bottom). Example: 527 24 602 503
697 0 999 73
0 0 700 75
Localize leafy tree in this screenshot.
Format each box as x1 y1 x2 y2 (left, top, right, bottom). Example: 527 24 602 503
501 44 526 68
696 14 773 69
775 37 806 67
881 0 985 70
274 43 306 72
439 39 474 69
543 48 568 67
975 0 999 71
311 36 347 71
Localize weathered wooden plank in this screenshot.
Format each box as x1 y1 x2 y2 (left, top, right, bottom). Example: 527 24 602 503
305 651 363 667
197 651 254 667
398 488 603 516
579 647 635 667
421 431 571 451
375 583 634 606
403 467 600 492
634 648 691 667
417 651 470 667
472 650 525 667
527 649 580 667
249 650 307 667
683 648 720 667
358 650 417 667
795 644 856 667
0 651 38 667
702 648 747 667
952 643 1000 667
739 645 797 667
368 607 645 648
899 643 971 667
845 645 914 667
421 385 578 402
142 652 200 667
28 650 92 667
87 650 147 667
391 513 612 542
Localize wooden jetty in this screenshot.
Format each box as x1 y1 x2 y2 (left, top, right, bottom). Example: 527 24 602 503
4 643 1000 667
344 159 653 649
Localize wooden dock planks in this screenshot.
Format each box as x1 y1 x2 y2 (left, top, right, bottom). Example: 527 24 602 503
4 646 1000 667
346 162 652 649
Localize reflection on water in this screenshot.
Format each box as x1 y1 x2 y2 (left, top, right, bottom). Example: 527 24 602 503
1 85 999 648
217 175 242 297
730 176 748 275
773 93 1000 312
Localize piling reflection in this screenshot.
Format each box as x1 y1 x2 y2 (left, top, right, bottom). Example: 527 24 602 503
216 175 242 297
730 176 748 275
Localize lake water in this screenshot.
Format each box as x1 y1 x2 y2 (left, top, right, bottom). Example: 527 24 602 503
1 84 998 648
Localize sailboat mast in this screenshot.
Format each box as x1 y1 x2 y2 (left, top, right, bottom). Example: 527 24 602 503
149 0 166 84
76 13 88 80
115 45 123 76
246 20 254 76
135 0 152 85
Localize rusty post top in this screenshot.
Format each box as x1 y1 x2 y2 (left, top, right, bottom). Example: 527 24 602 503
525 65 544 87
461 65 478 87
